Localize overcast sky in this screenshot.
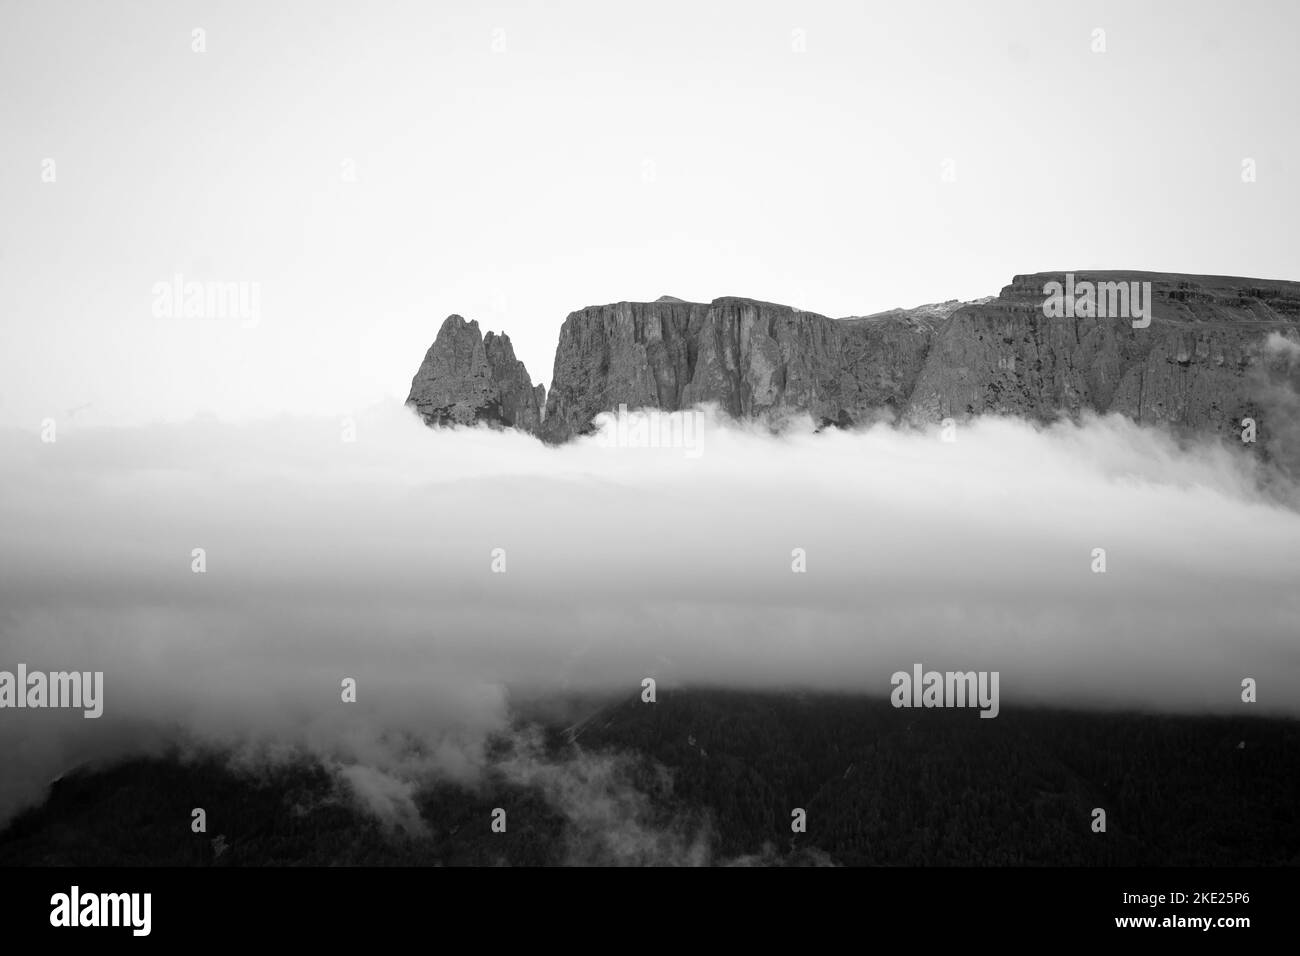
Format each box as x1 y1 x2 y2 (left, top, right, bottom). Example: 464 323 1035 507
1 0 1297 427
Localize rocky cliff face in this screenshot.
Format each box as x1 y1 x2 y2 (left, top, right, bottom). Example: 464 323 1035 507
406 315 544 433
408 273 1300 449
904 273 1300 441
540 297 949 442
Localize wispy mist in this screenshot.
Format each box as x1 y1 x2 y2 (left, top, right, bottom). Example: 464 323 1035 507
1 402 1298 827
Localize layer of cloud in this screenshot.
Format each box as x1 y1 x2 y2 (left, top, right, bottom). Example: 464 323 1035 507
1 402 1298 828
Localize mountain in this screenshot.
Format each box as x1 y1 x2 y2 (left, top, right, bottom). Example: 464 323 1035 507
406 272 1300 447
905 272 1300 439
406 315 544 434
540 296 942 441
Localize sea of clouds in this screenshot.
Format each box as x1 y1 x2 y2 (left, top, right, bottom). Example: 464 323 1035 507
1 400 1299 834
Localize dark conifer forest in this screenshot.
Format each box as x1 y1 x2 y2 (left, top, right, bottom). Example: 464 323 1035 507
2 690 1295 867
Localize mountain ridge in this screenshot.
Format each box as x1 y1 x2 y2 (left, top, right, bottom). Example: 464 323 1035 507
404 272 1300 450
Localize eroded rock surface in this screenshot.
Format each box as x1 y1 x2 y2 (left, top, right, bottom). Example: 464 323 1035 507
904 273 1300 442
408 273 1300 450
406 315 543 433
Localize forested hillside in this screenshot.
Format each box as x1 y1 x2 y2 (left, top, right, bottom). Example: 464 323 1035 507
2 690 1295 866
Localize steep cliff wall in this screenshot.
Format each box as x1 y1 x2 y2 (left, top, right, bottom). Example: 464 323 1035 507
406 315 544 433
406 273 1300 449
540 297 943 442
905 273 1300 443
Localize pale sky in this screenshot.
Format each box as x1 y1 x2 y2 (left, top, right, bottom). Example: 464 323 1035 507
1 0 1297 426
